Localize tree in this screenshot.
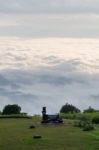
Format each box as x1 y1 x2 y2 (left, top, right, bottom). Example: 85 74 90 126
83 106 96 113
60 103 80 113
2 104 21 115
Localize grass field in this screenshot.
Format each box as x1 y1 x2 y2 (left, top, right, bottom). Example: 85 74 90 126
0 118 99 150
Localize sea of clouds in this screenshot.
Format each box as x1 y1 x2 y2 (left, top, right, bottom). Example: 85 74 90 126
0 38 99 114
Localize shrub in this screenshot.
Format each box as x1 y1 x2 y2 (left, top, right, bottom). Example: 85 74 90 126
0 114 32 119
83 123 94 131
60 113 78 120
77 114 90 122
92 117 99 124
74 121 83 128
84 106 96 113
74 120 94 131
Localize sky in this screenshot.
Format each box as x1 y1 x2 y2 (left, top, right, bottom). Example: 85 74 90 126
0 0 99 114
0 0 99 38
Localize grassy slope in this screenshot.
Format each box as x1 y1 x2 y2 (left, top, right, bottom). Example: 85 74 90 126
0 119 99 150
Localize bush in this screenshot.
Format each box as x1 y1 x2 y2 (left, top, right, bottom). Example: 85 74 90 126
0 114 32 119
84 106 96 113
83 123 94 131
74 120 94 131
74 121 84 128
60 113 78 120
92 117 99 124
77 114 90 122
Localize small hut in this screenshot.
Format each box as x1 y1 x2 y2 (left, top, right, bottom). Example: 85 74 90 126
41 107 63 124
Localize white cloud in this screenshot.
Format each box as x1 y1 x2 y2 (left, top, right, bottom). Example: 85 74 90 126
0 38 99 114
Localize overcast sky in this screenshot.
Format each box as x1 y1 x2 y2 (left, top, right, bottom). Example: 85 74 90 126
0 0 99 38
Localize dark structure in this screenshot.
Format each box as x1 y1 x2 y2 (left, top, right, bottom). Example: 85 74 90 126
41 107 63 124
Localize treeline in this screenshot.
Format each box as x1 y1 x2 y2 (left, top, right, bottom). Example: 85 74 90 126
0 103 99 116
0 104 31 118
60 103 99 125
60 103 99 114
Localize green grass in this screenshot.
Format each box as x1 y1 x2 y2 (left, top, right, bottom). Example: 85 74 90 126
0 118 99 150
60 112 99 120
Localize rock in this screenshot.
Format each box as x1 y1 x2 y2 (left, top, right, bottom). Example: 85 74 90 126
29 125 36 129
33 135 42 139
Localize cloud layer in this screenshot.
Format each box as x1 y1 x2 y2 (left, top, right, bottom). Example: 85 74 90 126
0 38 99 114
0 0 99 37
0 0 99 14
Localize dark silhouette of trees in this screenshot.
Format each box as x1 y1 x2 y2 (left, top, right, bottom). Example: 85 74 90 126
2 104 21 115
84 106 96 113
60 103 80 113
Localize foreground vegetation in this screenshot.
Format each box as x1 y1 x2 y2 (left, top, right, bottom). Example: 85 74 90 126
0 114 32 119
60 112 99 122
0 117 99 150
0 103 99 149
